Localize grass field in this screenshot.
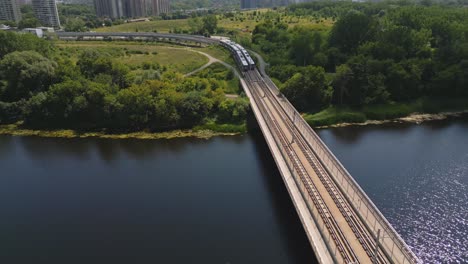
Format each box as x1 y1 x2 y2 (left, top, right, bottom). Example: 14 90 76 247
57 41 209 73
95 9 334 36
198 45 236 66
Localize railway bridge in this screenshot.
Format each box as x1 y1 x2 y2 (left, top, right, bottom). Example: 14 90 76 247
57 32 420 264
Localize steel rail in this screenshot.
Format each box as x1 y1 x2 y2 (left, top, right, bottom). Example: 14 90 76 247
245 71 359 264
254 70 388 263
260 72 419 264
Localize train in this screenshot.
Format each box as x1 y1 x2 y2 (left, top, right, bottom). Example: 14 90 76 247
219 39 255 72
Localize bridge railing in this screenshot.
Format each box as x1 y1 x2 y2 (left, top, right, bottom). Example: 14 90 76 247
243 79 342 263
262 74 419 264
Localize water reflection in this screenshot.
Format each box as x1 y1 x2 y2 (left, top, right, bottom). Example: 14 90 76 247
0 133 317 264
317 117 468 263
250 130 318 264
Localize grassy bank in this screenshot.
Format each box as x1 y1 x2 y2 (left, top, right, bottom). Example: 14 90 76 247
0 122 246 140
194 121 247 133
304 97 468 127
57 41 209 74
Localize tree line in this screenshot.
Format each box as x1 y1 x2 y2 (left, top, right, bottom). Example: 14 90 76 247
0 31 248 131
252 1 468 112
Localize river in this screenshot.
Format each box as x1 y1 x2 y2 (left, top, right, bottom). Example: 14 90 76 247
316 116 468 263
0 117 466 263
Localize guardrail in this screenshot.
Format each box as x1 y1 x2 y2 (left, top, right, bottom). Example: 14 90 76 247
244 77 342 263
262 73 419 264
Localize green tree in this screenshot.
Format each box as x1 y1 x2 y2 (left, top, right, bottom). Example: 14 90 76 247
18 17 41 29
281 66 332 110
0 51 56 102
328 10 375 54
188 17 203 34
64 18 86 32
217 98 249 123
289 28 314 66
0 31 52 59
202 15 218 35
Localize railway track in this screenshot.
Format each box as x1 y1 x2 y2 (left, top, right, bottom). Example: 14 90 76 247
245 70 390 263
244 71 360 263
254 70 389 263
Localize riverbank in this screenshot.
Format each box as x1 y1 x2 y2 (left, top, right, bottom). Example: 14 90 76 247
304 98 468 128
0 122 246 140
314 110 468 128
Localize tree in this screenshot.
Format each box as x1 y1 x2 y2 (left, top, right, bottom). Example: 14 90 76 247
217 98 249 123
64 18 86 32
332 64 352 105
328 10 375 54
0 31 52 59
77 50 112 78
338 56 390 105
18 18 41 29
281 66 332 111
0 51 56 102
202 15 217 35
76 50 130 88
188 17 203 34
289 28 314 66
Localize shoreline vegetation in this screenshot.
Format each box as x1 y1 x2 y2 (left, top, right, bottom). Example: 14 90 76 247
1 106 467 140
0 122 246 140
314 110 468 129
304 98 468 128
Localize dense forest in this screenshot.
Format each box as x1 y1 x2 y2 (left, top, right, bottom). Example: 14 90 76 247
251 1 468 120
0 32 248 132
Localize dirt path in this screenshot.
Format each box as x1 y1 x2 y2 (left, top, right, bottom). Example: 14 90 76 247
167 47 239 77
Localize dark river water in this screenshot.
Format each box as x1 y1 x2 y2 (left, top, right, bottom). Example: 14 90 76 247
0 117 467 263
316 117 468 263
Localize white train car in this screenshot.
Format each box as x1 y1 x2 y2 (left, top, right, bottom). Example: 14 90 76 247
220 39 250 72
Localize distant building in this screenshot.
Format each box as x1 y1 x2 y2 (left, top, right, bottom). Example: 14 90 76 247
241 0 289 9
127 0 145 17
94 0 169 19
61 0 93 5
0 24 12 30
148 0 169 16
0 0 22 22
22 27 44 37
32 0 61 28
94 0 125 18
38 26 54 32
240 0 257 9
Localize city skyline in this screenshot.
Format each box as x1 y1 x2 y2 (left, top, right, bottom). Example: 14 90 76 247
32 0 61 28
0 0 22 22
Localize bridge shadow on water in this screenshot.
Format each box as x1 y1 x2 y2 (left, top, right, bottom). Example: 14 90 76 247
247 113 319 264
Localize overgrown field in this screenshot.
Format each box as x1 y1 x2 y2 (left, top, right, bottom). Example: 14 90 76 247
57 41 209 74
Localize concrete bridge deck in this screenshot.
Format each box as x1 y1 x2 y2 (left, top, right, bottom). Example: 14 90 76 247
242 70 419 264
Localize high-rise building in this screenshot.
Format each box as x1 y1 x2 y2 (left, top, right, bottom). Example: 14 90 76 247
94 0 169 19
0 0 22 22
32 0 61 28
94 0 125 18
148 0 169 16
240 0 257 9
127 0 145 17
